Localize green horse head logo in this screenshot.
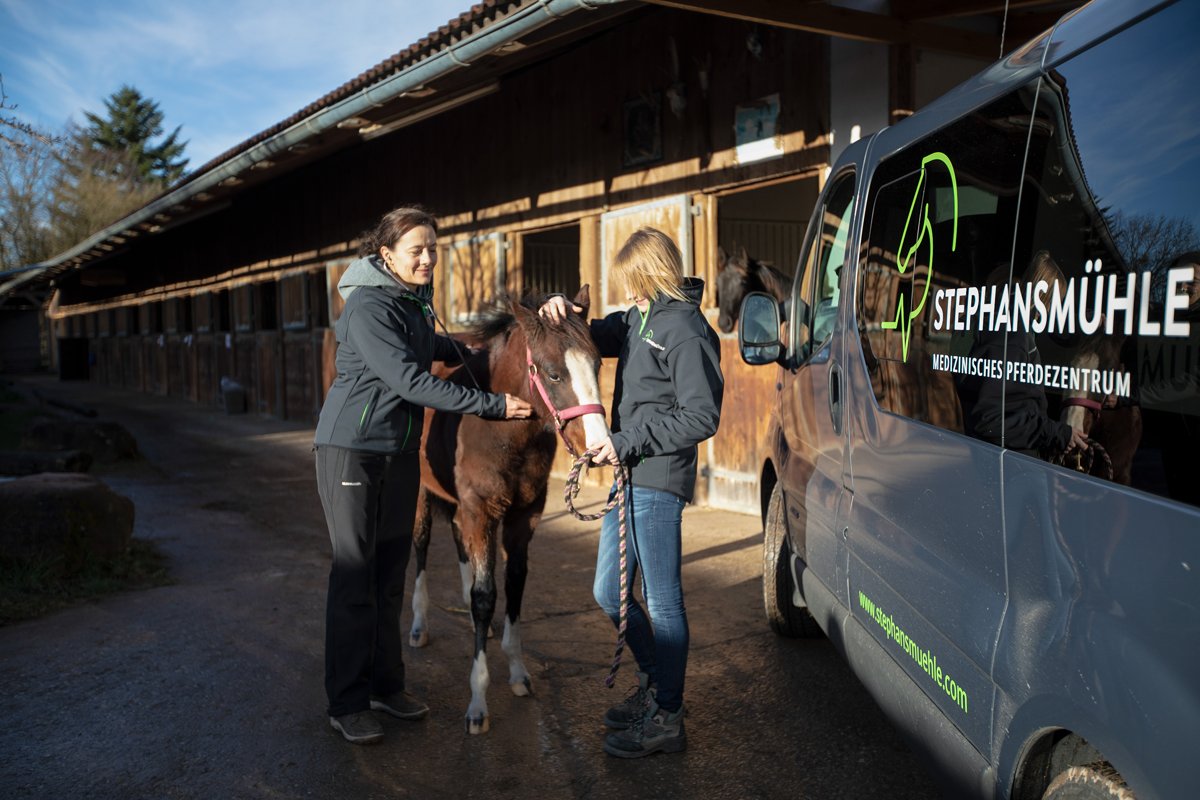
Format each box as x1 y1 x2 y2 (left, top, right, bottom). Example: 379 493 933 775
881 151 958 362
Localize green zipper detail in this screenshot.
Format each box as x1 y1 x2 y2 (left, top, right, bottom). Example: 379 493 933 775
358 397 373 431
637 302 651 336
400 409 414 450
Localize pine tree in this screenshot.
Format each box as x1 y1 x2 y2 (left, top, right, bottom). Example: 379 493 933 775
48 86 188 244
81 85 188 185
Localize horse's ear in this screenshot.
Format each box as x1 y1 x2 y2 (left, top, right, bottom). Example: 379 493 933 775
738 244 749 263
572 284 591 313
717 246 728 271
511 299 540 333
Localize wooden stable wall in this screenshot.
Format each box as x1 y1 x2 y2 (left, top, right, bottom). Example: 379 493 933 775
51 4 833 512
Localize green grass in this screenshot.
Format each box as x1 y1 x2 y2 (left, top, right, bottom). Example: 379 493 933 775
0 538 173 626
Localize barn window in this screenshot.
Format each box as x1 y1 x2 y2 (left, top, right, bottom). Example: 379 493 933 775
233 286 254 332
116 306 132 336
309 271 329 328
216 290 231 332
715 177 816 307
447 233 506 324
281 274 308 331
139 303 163 335
177 297 193 333
163 298 179 333
193 294 212 333
257 281 278 330
523 226 580 299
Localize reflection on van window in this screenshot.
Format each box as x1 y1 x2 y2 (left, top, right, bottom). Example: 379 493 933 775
794 174 855 356
857 2 1200 510
1017 0 1200 506
858 88 1035 435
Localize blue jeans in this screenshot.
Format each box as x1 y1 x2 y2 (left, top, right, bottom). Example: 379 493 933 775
593 484 688 713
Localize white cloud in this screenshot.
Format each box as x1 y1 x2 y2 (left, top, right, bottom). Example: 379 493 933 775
1 0 473 165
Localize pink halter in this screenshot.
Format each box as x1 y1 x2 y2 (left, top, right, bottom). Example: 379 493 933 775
1061 396 1104 415
526 347 604 456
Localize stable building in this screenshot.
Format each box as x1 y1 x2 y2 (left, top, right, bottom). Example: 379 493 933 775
0 0 1079 511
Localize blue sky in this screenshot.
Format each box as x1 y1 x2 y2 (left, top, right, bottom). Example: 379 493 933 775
1 0 474 170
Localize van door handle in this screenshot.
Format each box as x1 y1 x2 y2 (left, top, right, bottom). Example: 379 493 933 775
829 362 842 435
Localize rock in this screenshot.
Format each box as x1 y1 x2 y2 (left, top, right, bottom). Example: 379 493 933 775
0 473 135 573
0 449 92 476
20 417 139 462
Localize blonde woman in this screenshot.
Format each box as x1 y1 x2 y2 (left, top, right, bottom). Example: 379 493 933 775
540 226 724 757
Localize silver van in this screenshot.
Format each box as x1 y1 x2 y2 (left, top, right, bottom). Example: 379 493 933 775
737 1 1199 797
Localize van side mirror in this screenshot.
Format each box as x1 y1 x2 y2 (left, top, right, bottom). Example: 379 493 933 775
738 291 783 365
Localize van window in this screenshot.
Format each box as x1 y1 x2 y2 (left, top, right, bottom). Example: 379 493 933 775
1013 0 1200 506
792 172 855 359
857 87 1038 436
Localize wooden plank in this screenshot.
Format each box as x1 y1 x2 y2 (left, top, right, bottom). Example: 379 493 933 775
893 0 1063 21
256 332 280 417
642 0 1000 58
600 196 691 314
283 332 314 423
579 215 601 306
705 336 777 512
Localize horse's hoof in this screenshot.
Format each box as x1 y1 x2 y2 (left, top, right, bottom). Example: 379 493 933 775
409 629 428 648
466 714 490 735
510 677 533 697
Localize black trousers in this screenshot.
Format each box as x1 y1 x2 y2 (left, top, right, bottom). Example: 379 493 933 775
315 445 419 717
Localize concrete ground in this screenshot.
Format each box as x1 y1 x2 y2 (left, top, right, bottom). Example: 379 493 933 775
0 375 941 799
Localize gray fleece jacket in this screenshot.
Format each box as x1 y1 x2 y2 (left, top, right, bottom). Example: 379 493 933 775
589 277 723 501
313 256 506 454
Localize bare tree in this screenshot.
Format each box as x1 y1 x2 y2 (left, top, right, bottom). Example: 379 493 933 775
1108 211 1200 301
0 75 66 272
0 74 62 152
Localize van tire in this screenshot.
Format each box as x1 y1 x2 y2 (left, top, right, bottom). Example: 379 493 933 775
763 485 820 638
1041 763 1134 800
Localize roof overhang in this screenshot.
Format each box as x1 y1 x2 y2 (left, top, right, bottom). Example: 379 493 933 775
0 0 634 299
2 0 1083 301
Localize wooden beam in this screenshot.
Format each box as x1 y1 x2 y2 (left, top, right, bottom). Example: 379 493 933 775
642 0 1000 59
893 0 1067 22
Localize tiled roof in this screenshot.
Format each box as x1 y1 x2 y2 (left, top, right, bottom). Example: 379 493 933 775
178 0 525 186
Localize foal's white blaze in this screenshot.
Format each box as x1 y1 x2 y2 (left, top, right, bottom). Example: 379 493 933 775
502 617 532 696
467 651 490 734
565 348 611 448
1063 350 1100 431
410 571 430 647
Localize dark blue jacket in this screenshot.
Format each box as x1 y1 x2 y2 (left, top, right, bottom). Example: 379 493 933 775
314 256 505 454
590 277 723 501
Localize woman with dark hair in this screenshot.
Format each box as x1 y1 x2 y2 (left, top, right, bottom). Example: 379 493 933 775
313 205 531 744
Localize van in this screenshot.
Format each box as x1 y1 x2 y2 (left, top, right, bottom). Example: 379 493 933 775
736 1 1199 797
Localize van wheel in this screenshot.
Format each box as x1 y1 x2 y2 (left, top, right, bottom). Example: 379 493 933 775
763 485 820 638
1042 764 1135 800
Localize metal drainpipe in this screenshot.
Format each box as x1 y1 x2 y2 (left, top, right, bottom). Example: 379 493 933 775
4 0 627 295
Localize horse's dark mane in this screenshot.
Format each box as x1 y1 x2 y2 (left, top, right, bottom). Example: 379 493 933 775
465 295 595 352
466 302 519 344
753 260 790 300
